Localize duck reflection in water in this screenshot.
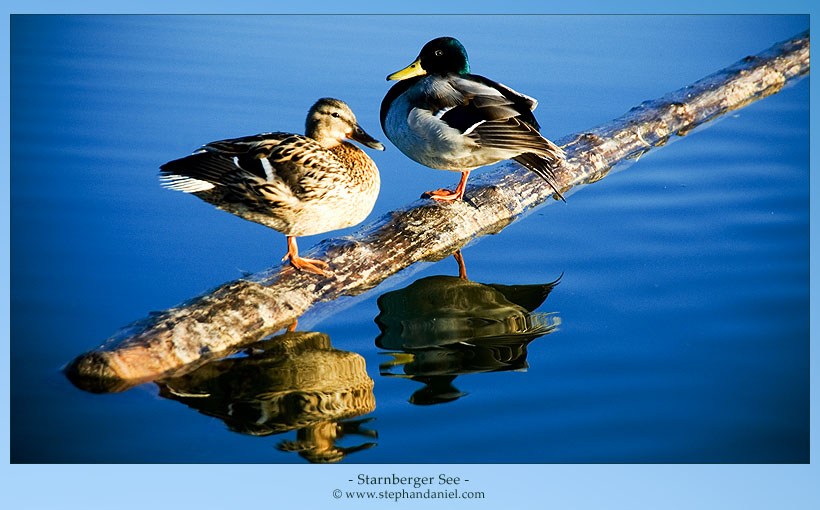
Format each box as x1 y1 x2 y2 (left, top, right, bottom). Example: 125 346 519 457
375 250 561 405
156 330 377 463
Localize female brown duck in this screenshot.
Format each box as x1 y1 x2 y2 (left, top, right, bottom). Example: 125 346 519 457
160 98 384 275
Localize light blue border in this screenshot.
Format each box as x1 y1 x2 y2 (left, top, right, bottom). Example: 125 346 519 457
2 1 816 509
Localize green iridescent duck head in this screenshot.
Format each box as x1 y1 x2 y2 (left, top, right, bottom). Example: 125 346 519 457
387 37 470 81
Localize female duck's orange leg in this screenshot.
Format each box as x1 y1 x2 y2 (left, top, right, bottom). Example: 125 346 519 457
423 171 471 202
282 236 329 275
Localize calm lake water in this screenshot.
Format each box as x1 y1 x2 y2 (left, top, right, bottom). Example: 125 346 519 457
10 15 809 463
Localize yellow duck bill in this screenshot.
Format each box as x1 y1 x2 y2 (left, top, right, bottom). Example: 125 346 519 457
386 58 426 81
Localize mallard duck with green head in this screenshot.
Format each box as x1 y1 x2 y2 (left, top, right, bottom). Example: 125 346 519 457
160 98 384 275
381 37 565 202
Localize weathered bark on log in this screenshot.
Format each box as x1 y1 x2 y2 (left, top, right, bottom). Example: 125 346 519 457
65 31 809 393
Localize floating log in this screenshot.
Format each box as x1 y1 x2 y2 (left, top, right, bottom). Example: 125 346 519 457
65 31 810 393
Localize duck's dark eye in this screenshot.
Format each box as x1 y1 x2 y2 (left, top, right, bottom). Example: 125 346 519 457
331 112 340 118
434 50 443 57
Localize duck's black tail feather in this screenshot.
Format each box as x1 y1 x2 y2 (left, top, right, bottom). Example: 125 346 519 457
513 153 566 203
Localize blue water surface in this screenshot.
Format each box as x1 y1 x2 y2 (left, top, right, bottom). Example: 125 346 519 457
10 15 809 463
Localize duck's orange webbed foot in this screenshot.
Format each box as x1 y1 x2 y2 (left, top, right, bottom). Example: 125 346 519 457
284 253 330 275
422 188 464 201
283 236 331 276
422 170 470 202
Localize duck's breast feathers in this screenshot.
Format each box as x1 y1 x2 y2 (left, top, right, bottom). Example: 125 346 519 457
381 77 419 130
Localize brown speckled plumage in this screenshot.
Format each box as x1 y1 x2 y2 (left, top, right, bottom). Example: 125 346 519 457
160 98 384 274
